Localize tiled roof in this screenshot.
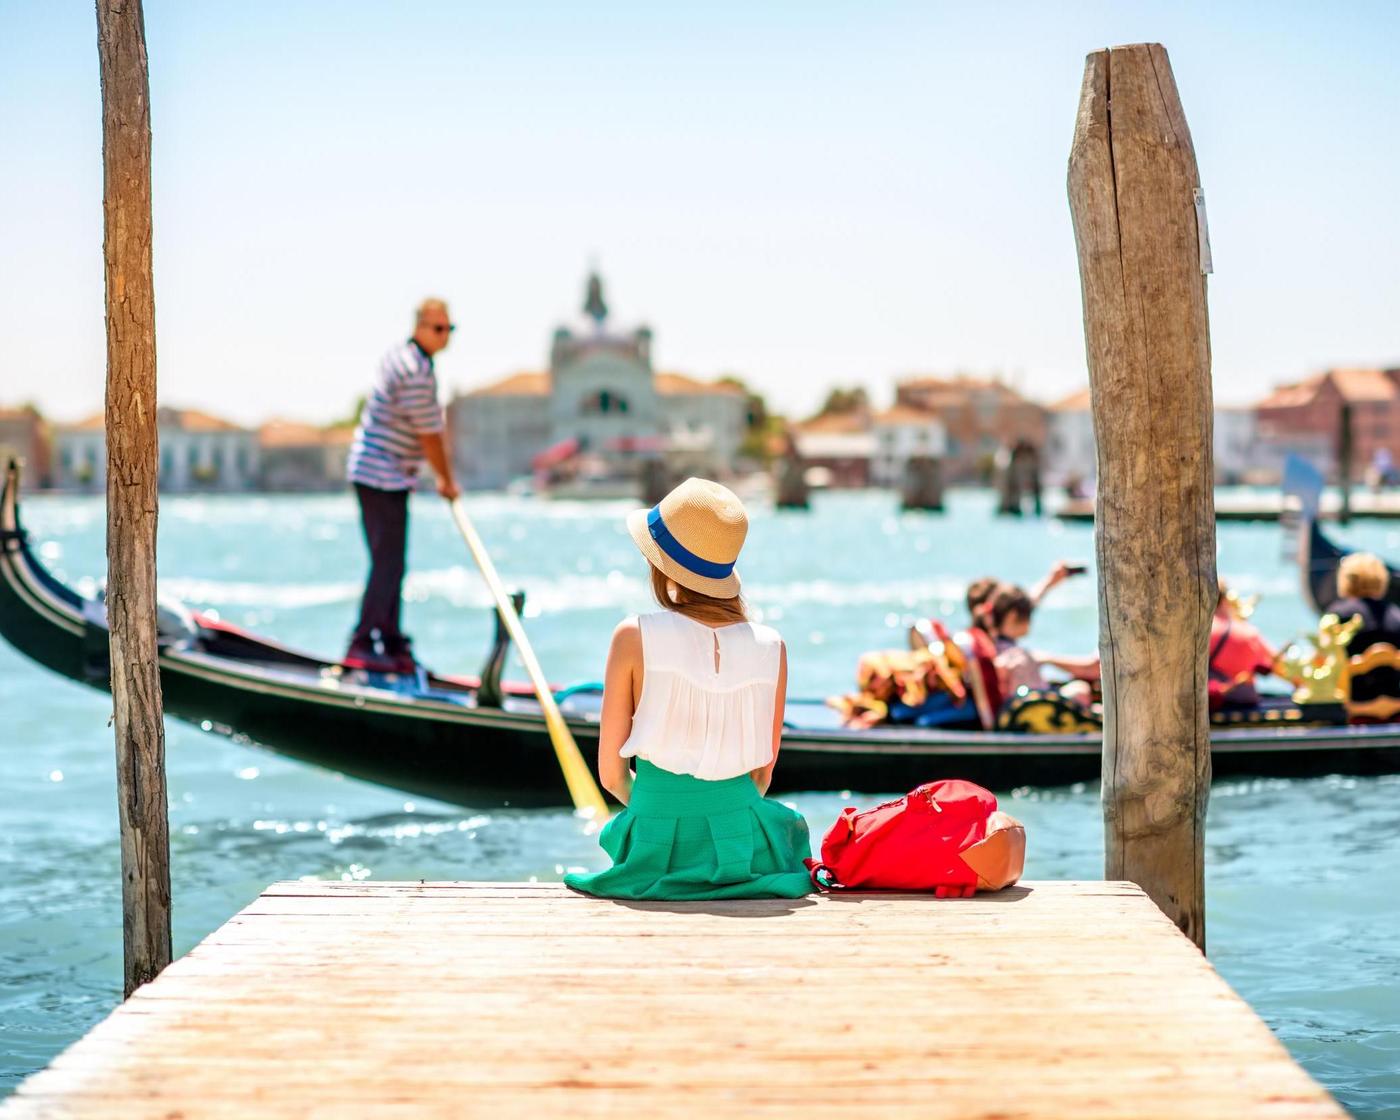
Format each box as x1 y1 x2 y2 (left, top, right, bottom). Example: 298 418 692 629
1330 368 1399 402
56 412 107 432
897 374 1038 407
0 408 41 424
1258 368 1400 411
464 372 551 397
258 419 350 448
1256 378 1320 410
1049 388 1093 412
654 372 744 397
796 411 870 434
158 407 247 433
872 404 941 426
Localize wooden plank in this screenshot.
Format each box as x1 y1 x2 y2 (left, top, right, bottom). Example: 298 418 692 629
1 882 1343 1119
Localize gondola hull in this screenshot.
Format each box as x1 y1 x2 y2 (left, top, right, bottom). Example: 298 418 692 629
6 462 1400 807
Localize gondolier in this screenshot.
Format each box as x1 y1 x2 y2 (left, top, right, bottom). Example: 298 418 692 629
344 298 461 672
4 461 1400 807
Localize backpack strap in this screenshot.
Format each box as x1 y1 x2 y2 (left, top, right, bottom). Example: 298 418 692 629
804 858 839 891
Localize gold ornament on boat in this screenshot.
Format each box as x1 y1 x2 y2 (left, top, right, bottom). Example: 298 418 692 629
1282 613 1364 706
1223 588 1259 621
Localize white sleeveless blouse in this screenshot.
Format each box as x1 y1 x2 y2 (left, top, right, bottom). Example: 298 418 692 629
620 611 784 782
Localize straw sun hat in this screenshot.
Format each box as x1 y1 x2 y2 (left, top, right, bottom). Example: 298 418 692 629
627 477 747 599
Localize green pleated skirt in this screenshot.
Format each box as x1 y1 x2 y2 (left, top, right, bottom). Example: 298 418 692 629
564 759 814 900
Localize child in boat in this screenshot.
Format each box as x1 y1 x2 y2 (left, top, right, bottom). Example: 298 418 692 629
564 478 813 901
989 585 1099 704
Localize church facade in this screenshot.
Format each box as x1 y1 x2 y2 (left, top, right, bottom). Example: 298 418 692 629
449 277 747 490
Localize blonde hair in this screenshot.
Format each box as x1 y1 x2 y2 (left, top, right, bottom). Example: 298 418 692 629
416 297 449 323
649 563 747 627
1339 552 1390 600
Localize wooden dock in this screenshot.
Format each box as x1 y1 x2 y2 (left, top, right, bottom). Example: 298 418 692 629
2 880 1343 1119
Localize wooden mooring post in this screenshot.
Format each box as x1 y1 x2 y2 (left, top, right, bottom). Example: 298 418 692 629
1068 43 1216 948
97 0 172 996
1337 401 1353 526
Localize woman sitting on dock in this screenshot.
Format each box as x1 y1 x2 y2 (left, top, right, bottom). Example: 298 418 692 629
1324 553 1400 702
565 478 813 901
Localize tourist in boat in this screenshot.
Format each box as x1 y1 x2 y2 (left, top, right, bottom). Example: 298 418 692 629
565 478 813 900
960 561 1080 645
1209 579 1279 709
1325 553 1400 702
344 298 461 673
1029 560 1085 608
988 585 1099 705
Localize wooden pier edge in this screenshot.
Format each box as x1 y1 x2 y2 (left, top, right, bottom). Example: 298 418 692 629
1 880 1344 1119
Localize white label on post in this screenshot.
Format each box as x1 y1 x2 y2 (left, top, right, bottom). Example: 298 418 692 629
1194 187 1213 275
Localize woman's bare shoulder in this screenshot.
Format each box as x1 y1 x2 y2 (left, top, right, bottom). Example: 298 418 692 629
609 616 643 661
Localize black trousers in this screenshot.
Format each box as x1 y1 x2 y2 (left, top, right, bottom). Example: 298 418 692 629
351 483 410 648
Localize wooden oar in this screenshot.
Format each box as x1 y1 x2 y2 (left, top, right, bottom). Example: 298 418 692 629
449 498 609 819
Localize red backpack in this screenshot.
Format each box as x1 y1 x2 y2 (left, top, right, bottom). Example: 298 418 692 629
807 780 1026 897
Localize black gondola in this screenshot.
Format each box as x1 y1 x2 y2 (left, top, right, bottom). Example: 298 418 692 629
1300 517 1400 615
4 461 1400 808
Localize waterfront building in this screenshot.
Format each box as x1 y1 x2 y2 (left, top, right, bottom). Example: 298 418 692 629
870 404 948 487
790 412 875 489
448 275 747 490
53 408 259 492
893 376 1047 483
1213 405 1260 484
0 406 52 488
1255 368 1400 481
258 420 354 492
1045 388 1095 489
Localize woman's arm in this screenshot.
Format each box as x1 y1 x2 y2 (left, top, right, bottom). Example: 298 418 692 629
597 619 642 805
752 642 788 796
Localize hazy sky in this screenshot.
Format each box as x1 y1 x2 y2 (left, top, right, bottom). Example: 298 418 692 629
2 1 1397 426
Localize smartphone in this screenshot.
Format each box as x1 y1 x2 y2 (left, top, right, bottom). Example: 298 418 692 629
1065 564 1088 577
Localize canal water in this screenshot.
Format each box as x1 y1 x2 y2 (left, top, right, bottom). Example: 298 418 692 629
2 490 1397 1115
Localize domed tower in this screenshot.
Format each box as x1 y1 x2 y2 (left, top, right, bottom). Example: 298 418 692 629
549 272 661 466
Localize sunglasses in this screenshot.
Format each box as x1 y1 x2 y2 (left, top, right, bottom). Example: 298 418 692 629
428 324 456 334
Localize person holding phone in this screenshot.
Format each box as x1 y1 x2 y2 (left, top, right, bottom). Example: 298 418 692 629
1030 560 1087 607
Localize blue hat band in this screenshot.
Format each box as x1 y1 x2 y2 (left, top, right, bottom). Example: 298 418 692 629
646 506 735 580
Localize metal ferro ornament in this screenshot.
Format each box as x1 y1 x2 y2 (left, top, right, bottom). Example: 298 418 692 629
1284 613 1365 706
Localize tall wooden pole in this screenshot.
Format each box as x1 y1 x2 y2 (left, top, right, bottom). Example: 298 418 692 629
96 0 172 996
1067 44 1215 949
1337 402 1353 526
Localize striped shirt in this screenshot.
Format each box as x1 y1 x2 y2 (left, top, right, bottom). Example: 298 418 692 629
347 340 444 491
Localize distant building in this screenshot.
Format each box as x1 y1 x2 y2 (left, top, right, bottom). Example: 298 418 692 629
893 376 1046 483
258 420 354 491
1213 405 1259 484
0 406 52 488
1046 388 1267 486
53 408 259 492
1255 368 1400 481
790 412 875 489
870 404 947 488
52 414 107 491
448 275 747 490
1045 388 1095 489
